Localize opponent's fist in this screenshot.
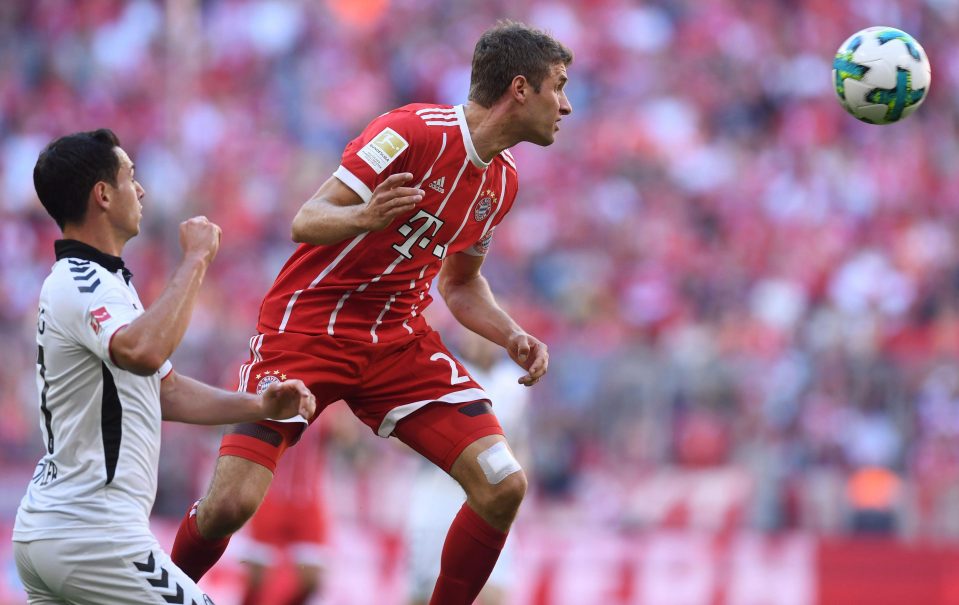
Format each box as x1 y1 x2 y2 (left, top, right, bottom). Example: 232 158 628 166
262 379 317 421
179 216 221 264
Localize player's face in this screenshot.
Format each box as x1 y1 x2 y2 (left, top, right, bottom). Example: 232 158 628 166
526 63 572 146
108 147 145 240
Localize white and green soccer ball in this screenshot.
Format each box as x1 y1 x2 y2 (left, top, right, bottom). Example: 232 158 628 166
833 26 931 125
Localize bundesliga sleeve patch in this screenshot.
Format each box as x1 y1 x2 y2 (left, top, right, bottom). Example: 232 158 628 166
357 128 409 174
89 306 112 334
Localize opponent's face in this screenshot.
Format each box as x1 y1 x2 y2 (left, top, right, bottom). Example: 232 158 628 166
107 147 145 240
525 62 572 146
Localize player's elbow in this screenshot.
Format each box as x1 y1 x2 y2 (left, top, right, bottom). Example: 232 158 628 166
290 213 308 243
437 271 454 302
290 210 326 245
115 352 165 376
110 335 166 376
437 269 475 306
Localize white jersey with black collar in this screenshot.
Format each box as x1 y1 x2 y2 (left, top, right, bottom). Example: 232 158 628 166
13 240 172 541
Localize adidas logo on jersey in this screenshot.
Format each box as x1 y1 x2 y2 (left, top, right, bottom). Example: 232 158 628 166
429 177 446 194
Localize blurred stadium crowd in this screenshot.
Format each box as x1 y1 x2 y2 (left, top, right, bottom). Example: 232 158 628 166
3 0 959 558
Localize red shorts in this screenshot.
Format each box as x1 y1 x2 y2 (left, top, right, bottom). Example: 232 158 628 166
220 330 503 472
249 490 327 546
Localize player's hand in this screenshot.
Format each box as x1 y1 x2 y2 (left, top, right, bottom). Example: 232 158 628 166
180 216 222 265
506 331 549 387
360 172 424 231
261 379 316 420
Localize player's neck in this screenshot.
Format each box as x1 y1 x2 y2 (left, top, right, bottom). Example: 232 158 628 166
61 223 126 258
463 101 518 163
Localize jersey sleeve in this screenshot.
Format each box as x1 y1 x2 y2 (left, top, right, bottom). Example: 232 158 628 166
463 162 519 257
71 280 150 367
333 110 435 203
463 228 496 257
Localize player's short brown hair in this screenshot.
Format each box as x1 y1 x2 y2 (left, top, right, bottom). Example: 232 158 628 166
469 20 573 108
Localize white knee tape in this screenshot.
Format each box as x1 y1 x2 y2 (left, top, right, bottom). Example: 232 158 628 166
477 442 522 485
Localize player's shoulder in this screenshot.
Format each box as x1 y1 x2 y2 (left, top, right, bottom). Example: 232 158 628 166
392 103 457 120
374 103 459 135
44 259 120 310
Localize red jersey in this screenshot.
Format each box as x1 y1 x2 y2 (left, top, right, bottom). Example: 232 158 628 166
257 104 519 343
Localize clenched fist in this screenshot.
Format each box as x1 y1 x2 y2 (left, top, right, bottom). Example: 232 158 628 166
180 216 222 265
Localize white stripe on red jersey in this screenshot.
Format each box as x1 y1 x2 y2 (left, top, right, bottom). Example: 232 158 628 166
258 104 520 343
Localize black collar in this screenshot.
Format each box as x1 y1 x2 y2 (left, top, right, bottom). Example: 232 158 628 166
54 239 133 283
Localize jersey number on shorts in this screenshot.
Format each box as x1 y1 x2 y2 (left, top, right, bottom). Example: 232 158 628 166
430 352 471 385
37 345 55 454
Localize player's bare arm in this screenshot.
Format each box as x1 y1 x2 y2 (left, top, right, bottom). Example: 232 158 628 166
159 371 316 425
110 216 221 375
438 252 549 387
291 172 424 246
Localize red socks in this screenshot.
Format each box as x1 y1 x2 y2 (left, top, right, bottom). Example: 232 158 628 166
429 503 508 605
170 500 231 582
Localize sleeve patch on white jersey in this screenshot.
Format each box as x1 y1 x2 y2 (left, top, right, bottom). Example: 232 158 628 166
357 128 409 174
89 306 112 334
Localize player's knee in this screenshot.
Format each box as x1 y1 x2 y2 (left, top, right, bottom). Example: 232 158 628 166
493 469 527 513
473 469 527 522
200 491 261 537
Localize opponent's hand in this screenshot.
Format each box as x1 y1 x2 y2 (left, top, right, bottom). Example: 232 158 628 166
506 331 549 387
262 379 316 420
360 173 424 231
179 216 222 265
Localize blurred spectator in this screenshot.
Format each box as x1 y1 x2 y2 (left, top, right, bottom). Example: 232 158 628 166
846 466 903 535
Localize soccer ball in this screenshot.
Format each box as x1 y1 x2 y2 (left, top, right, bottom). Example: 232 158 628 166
832 26 931 125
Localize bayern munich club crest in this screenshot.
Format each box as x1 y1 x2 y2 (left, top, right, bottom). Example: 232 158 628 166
255 369 285 394
474 189 497 221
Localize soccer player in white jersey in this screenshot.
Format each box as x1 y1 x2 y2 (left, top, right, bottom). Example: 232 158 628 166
12 129 316 605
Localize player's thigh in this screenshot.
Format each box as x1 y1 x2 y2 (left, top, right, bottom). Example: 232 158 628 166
448 434 525 500
13 541 68 605
16 536 215 605
390 398 506 473
223 332 355 474
236 331 355 413
358 330 504 471
204 454 275 518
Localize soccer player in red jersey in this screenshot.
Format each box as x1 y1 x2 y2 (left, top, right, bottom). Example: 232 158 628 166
171 20 572 605
237 427 327 605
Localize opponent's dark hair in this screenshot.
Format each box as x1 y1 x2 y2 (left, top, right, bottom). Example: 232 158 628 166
33 128 121 229
469 20 573 108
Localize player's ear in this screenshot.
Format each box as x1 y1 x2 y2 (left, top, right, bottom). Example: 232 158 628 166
91 181 111 211
510 75 530 104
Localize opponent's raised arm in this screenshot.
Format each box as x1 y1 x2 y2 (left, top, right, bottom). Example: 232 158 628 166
110 216 221 375
160 371 316 425
291 173 424 246
438 252 549 387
